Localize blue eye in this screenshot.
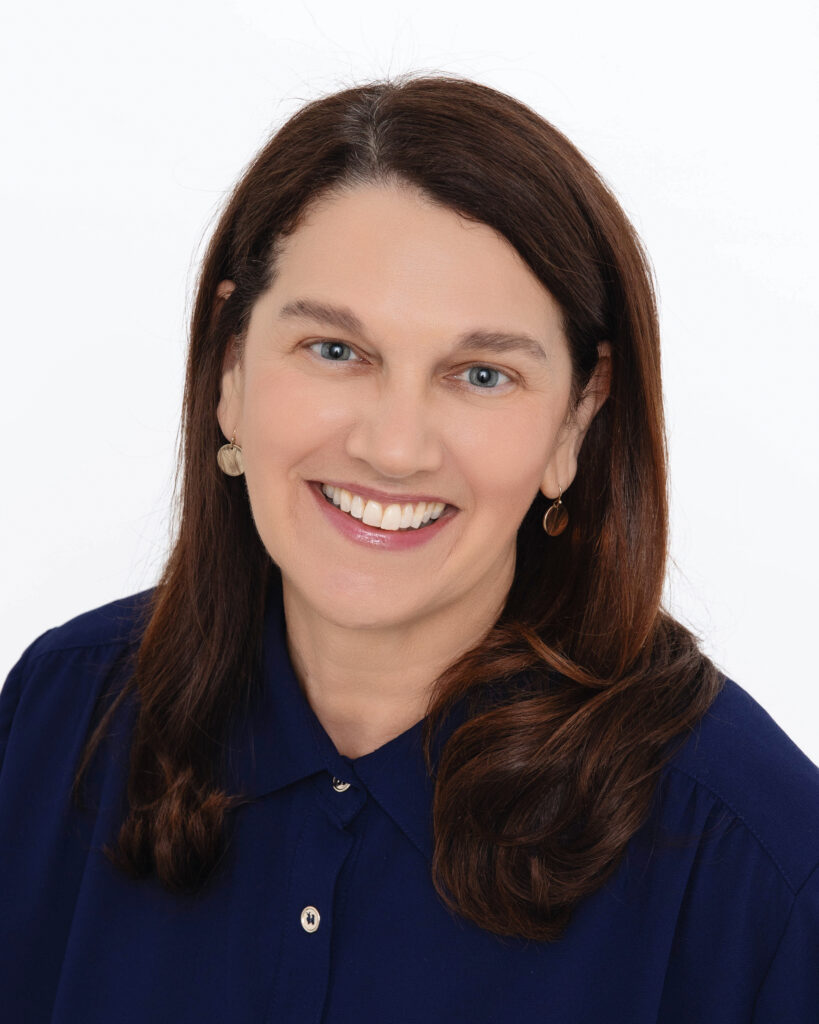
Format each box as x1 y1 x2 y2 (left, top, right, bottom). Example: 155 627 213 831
309 340 360 361
457 365 512 390
306 342 511 392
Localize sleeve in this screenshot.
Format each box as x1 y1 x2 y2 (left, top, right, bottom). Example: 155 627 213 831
0 631 121 1023
752 859 819 1022
0 631 54 778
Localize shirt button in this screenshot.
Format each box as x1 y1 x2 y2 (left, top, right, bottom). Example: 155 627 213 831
331 776 351 792
300 906 320 933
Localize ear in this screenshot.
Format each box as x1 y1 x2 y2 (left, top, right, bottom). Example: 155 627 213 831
540 341 612 499
214 280 244 441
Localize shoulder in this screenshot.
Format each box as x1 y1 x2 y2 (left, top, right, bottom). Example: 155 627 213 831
638 677 819 1015
16 589 155 666
1 590 154 764
664 675 819 893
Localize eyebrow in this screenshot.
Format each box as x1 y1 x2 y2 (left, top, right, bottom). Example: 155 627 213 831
277 297 550 364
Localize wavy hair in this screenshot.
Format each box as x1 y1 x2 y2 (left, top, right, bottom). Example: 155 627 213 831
73 73 724 940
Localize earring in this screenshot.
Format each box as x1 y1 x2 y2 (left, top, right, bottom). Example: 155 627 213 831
217 435 244 477
542 485 568 536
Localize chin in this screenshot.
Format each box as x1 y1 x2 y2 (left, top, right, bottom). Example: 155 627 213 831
282 572 430 632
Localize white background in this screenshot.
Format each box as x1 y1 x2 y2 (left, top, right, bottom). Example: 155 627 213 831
1 1 817 763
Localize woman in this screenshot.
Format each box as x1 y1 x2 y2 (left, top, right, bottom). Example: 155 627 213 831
1 74 817 1023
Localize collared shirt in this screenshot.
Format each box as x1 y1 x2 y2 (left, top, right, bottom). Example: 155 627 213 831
1 580 818 1023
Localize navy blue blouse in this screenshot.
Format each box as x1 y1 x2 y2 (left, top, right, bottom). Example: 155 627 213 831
2 581 819 1023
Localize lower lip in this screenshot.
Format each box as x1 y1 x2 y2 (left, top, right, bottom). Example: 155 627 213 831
308 482 457 550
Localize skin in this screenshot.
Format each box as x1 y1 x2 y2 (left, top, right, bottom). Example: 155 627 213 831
217 182 611 758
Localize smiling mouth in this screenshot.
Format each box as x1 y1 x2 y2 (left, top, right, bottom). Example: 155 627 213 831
317 482 451 532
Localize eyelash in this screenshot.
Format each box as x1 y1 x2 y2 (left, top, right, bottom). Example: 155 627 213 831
304 340 515 392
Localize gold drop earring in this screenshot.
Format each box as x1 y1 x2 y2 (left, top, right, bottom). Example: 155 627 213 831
217 434 245 477
542 485 568 536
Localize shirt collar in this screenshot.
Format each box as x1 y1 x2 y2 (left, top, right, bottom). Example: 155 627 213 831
227 573 467 865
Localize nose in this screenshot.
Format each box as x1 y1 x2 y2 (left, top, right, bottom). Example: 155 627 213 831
343 378 444 480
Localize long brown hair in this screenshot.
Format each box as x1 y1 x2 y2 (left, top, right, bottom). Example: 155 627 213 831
73 73 724 940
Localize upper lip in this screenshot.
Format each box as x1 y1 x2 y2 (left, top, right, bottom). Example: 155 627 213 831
314 480 456 508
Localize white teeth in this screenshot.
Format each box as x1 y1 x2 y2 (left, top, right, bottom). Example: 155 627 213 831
319 484 448 532
380 504 403 531
361 500 383 527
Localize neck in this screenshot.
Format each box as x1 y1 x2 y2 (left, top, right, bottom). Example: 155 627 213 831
281 571 512 759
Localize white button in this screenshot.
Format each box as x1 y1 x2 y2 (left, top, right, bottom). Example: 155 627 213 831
300 906 320 932
331 777 350 792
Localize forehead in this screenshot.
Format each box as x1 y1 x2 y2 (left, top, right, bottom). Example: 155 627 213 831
267 183 565 344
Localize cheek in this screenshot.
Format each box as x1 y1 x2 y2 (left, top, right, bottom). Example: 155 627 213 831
452 403 565 508
241 369 340 461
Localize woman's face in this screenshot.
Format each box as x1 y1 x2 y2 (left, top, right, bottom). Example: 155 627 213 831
218 183 608 633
